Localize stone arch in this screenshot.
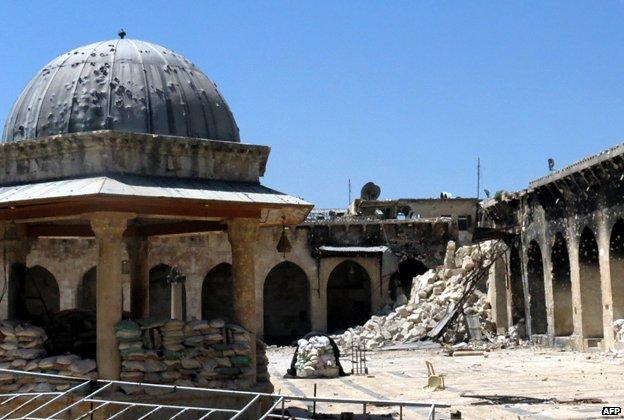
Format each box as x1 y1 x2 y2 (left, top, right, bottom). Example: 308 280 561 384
509 243 526 325
390 258 428 300
202 263 233 322
263 261 311 345
77 266 96 311
527 241 547 334
327 260 372 333
551 233 573 336
149 264 186 320
11 265 59 326
579 226 603 339
610 219 624 322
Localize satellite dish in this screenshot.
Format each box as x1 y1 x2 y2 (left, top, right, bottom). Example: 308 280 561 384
360 182 381 201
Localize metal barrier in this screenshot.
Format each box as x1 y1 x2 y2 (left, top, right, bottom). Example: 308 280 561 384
350 343 368 375
0 368 449 419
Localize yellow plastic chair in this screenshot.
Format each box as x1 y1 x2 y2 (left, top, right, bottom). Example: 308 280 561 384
424 360 445 391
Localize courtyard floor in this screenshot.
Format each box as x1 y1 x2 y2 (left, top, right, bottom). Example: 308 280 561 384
266 344 624 419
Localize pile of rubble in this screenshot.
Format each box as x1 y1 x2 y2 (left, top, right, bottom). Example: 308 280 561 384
0 321 96 392
333 241 516 350
293 335 339 378
116 318 267 393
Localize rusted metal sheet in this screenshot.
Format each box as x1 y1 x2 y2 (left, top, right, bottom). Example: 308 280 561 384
3 39 239 143
0 175 311 207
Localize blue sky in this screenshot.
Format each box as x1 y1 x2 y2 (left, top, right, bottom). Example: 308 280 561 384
1 1 623 208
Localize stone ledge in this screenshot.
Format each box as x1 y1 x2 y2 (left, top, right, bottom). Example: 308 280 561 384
0 131 270 185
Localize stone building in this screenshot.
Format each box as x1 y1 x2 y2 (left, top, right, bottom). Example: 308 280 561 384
0 35 481 387
0 36 311 385
481 143 624 351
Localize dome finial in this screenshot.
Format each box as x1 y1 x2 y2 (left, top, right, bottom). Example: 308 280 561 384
118 28 126 39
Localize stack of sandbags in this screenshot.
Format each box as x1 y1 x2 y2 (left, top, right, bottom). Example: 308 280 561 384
15 324 47 350
294 336 338 378
161 320 185 358
614 319 624 342
116 320 144 359
0 322 47 365
117 318 260 392
0 320 96 392
333 241 507 350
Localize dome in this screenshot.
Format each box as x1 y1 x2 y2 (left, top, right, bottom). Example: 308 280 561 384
2 38 240 143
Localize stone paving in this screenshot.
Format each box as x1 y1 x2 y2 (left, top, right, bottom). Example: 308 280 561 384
267 345 624 419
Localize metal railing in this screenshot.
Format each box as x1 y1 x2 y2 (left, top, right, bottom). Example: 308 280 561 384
0 368 449 419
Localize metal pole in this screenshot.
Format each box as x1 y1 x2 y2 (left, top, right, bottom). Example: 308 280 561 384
400 405 403 420
363 402 367 414
281 398 285 419
231 394 260 419
313 383 317 416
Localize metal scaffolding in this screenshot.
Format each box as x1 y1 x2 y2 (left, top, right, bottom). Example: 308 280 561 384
0 368 448 419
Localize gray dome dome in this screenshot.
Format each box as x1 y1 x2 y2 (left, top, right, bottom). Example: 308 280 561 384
2 38 240 142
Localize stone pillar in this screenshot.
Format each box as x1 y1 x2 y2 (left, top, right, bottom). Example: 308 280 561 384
597 214 615 349
91 213 130 380
542 242 556 341
309 263 325 333
504 249 515 330
520 244 533 337
317 258 330 332
184 274 203 320
0 224 30 319
488 257 509 335
227 218 259 384
566 225 584 349
171 282 184 320
126 237 149 319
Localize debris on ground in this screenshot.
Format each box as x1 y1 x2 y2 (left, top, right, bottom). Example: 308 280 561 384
292 336 339 378
286 333 346 378
461 392 605 406
333 241 525 351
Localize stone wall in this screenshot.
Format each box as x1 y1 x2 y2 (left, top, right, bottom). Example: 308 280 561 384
0 131 269 184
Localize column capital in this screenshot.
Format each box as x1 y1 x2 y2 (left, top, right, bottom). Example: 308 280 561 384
227 218 259 246
90 212 133 240
0 223 32 260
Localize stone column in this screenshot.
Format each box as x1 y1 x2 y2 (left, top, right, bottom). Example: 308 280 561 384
227 218 259 384
317 258 330 332
520 244 533 337
488 257 510 335
91 213 130 380
542 241 556 341
184 273 203 320
597 214 615 349
126 236 149 319
0 224 30 319
566 224 584 349
504 249 515 330
171 282 184 320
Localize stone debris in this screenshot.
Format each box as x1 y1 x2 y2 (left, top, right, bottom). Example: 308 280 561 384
116 318 270 393
333 241 520 350
294 336 339 378
0 320 96 392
